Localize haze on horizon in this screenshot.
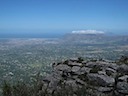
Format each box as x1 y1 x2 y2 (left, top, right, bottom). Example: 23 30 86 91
0 0 128 36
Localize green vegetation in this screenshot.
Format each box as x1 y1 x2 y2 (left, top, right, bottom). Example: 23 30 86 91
1 80 88 96
2 73 42 96
1 56 128 96
0 38 127 85
2 81 12 96
0 37 128 95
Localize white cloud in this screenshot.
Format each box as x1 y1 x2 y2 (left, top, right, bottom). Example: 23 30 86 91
72 30 104 34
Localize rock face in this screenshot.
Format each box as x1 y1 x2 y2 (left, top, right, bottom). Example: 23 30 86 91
41 58 128 96
87 73 115 87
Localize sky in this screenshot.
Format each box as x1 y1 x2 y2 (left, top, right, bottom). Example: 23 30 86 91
0 0 128 34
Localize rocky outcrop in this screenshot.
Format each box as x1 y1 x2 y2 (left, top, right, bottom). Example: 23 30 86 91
41 58 128 96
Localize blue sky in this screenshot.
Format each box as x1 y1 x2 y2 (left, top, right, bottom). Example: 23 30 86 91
0 0 128 33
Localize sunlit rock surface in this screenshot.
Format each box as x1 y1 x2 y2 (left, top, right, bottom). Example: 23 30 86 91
41 57 128 96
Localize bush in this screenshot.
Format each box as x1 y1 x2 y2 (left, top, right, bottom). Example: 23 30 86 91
1 72 43 96
12 82 32 96
2 81 12 96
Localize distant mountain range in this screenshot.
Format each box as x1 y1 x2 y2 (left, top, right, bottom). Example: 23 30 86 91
0 31 127 38
61 32 128 45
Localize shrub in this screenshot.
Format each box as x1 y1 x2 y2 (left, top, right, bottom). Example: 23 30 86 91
2 81 12 96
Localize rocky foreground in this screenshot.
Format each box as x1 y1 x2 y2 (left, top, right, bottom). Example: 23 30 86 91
40 57 128 96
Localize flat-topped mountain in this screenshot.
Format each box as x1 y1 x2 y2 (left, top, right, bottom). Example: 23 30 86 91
61 32 128 46
63 32 105 41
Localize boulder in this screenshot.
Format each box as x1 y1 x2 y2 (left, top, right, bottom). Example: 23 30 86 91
54 64 71 72
117 82 128 94
117 64 128 74
86 61 118 70
87 73 115 87
118 75 128 82
85 62 97 68
71 66 81 73
95 86 113 92
68 62 82 67
75 78 86 85
80 67 91 74
106 67 117 77
98 71 106 75
69 58 78 62
64 80 78 91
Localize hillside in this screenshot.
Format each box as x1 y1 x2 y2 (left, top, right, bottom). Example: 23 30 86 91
2 56 128 96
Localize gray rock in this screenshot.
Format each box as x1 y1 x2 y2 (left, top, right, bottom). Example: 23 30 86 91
82 60 88 64
65 80 76 85
86 62 97 68
43 75 54 83
71 75 78 79
52 62 58 67
68 62 82 66
43 71 62 84
41 59 128 96
118 75 128 82
48 78 60 89
41 82 48 90
52 71 63 80
106 68 116 73
117 82 128 94
86 61 119 72
69 58 78 62
106 67 117 77
86 61 108 68
87 73 115 87
96 61 112 68
64 80 78 91
80 67 91 74
108 63 119 70
73 94 77 96
98 71 106 75
43 75 61 90
76 78 86 85
114 90 126 96
72 66 81 73
54 64 71 72
117 64 128 74
96 61 118 70
95 87 113 92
